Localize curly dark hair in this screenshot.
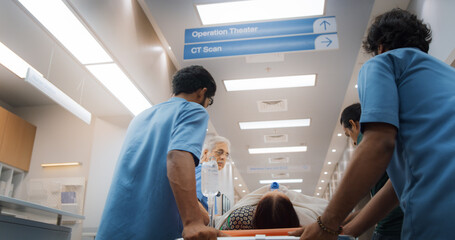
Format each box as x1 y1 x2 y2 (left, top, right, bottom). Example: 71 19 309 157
172 65 216 98
363 8 432 55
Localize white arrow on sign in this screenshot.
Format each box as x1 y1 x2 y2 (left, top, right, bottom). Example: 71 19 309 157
315 34 339 50
313 17 337 33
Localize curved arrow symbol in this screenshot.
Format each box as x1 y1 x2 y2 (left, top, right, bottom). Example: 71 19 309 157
321 37 332 47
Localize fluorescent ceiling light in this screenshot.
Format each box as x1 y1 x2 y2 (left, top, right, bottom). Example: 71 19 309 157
0 42 92 124
242 190 246 193
259 179 303 184
196 0 325 25
290 189 302 193
18 0 112 64
316 193 320 196
0 42 40 78
15 1 151 118
41 162 81 167
240 119 310 130
26 68 92 124
249 146 307 154
224 74 316 91
337 133 342 137
86 63 152 115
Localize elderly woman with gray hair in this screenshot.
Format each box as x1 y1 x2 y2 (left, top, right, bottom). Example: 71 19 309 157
195 135 231 211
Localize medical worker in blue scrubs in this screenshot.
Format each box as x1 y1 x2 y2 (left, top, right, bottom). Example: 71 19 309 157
340 103 403 240
292 9 455 240
97 65 227 240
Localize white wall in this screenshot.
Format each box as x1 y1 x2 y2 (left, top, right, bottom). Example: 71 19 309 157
13 105 94 195
68 0 176 105
13 105 97 240
82 118 127 232
12 105 131 240
408 0 455 62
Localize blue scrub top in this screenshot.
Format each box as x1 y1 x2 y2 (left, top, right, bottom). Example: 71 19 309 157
358 48 455 240
96 97 209 240
195 164 208 210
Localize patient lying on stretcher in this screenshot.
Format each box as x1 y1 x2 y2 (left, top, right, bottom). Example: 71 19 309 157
215 184 328 230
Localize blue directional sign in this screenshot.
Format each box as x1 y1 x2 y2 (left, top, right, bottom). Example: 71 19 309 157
185 16 337 44
184 34 338 60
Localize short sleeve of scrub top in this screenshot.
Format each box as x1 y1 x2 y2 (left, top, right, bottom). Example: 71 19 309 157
358 54 400 131
358 52 405 198
168 102 209 166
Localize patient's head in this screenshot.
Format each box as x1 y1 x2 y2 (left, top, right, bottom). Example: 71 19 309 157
252 190 300 229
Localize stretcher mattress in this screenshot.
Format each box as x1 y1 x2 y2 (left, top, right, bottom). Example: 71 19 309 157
177 236 354 240
176 227 355 239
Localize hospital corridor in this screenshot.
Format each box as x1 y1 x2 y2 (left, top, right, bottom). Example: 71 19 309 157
1 0 455 239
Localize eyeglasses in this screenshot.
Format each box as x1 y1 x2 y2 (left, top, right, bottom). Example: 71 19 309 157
214 150 230 159
208 97 214 106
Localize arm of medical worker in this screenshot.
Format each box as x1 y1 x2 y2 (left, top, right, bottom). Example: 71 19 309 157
342 210 360 226
199 202 210 226
293 123 397 240
342 180 399 237
167 150 226 240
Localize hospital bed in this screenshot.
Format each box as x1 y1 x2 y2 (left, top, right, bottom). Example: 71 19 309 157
176 227 355 239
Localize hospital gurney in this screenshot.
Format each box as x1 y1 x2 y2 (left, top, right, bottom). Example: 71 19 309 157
177 227 355 239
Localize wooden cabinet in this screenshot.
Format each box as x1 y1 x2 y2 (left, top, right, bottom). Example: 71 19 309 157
0 107 36 171
0 107 7 143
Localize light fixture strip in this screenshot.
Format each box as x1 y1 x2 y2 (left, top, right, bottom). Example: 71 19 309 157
86 63 152 115
259 179 303 184
224 74 316 91
17 0 112 64
17 0 153 116
0 41 92 124
26 68 92 124
249 146 307 154
240 119 310 130
0 42 39 78
41 162 81 167
196 0 325 25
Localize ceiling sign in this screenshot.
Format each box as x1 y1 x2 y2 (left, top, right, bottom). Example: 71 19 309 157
247 165 311 173
184 16 338 60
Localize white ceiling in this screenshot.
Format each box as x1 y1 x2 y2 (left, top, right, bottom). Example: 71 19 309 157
139 0 376 195
0 0 409 197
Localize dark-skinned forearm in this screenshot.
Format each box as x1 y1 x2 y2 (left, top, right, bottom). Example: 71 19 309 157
343 180 399 237
167 150 204 226
321 124 396 230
